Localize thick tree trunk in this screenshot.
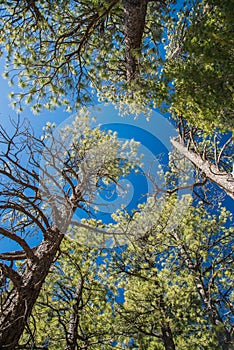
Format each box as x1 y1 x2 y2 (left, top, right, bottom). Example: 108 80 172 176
171 138 234 200
0 232 63 349
123 0 148 81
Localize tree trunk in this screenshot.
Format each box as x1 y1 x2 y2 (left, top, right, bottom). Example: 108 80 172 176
65 281 83 350
197 282 233 350
161 324 176 350
0 232 64 349
171 138 234 200
123 0 148 81
173 232 233 350
157 292 176 350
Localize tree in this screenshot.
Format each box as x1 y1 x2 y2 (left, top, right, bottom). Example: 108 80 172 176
21 195 234 349
20 237 119 350
0 0 170 114
0 1 233 348
0 114 139 349
0 0 233 131
106 195 234 349
165 0 234 132
170 117 234 199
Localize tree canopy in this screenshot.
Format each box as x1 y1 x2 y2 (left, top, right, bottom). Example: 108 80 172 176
165 0 234 132
0 0 233 130
0 0 171 115
0 115 139 348
0 0 233 349
19 196 234 349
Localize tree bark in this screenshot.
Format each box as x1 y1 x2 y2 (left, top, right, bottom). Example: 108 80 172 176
161 324 176 350
171 138 234 200
65 281 83 350
173 230 233 350
123 0 148 81
0 231 64 349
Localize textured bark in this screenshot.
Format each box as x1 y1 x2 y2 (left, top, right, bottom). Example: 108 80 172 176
0 232 64 349
161 324 176 350
171 138 234 200
123 0 148 81
196 282 233 350
173 230 233 350
65 281 83 350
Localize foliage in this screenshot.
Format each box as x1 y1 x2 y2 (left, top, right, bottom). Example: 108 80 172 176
0 0 233 131
165 0 234 132
0 115 140 349
0 0 172 115
21 195 234 349
0 1 233 349
21 237 118 349
106 195 234 349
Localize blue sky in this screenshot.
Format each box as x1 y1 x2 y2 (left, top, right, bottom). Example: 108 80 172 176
0 54 233 253
0 57 69 134
0 55 179 251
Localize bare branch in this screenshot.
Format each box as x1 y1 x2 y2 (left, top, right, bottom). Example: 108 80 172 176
0 228 36 262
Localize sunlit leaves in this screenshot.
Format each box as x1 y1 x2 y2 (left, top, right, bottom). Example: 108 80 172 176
23 238 117 349
106 196 234 349
0 0 173 115
165 0 234 132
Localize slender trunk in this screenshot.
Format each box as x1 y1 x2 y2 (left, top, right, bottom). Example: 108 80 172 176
157 292 176 350
173 233 233 350
196 282 232 350
65 281 83 350
161 324 176 350
0 232 63 349
171 138 234 199
123 0 148 81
